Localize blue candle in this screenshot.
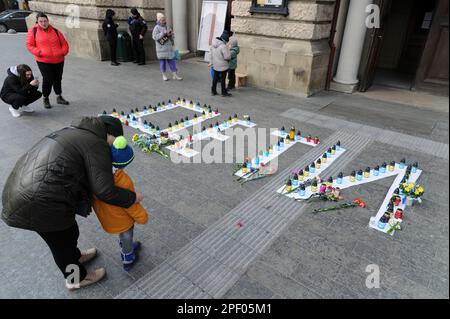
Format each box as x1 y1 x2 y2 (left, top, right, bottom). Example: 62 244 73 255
412 162 418 173
380 163 387 174
264 150 270 157
336 141 341 151
310 162 316 174
399 158 406 169
292 174 299 187
337 172 343 184
299 185 306 197
254 156 260 166
356 170 363 181
327 148 332 158
373 166 380 176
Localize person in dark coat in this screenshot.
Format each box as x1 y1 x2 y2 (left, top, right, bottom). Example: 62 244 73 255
102 9 120 66
1 116 144 290
1 64 42 118
128 8 148 65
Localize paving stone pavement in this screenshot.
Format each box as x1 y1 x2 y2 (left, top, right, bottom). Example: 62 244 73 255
0 34 448 299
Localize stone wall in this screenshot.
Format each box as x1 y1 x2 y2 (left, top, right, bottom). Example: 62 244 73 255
26 0 164 61
231 0 336 96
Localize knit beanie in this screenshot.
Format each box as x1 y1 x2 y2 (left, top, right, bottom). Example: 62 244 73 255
111 136 135 169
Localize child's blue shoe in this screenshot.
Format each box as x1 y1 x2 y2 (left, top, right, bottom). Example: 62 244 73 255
132 241 141 252
121 251 138 271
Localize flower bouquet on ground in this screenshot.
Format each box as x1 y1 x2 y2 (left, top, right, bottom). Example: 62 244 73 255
132 133 169 159
400 182 424 206
311 198 366 214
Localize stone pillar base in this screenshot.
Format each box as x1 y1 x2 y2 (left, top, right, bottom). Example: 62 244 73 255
329 80 358 94
234 35 330 97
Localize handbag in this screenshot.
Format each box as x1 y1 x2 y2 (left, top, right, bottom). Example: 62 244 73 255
174 49 181 61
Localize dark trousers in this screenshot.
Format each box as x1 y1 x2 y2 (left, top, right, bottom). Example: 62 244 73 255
37 61 65 98
37 222 87 281
132 38 145 63
108 38 117 63
212 70 228 95
2 90 42 109
227 69 236 90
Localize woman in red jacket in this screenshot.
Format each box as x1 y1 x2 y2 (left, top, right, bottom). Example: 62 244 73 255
26 12 69 109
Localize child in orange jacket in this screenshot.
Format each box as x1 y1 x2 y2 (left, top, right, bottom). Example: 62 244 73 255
92 136 148 271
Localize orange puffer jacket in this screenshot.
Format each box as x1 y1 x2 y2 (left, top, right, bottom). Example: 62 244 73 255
26 24 69 64
92 169 148 234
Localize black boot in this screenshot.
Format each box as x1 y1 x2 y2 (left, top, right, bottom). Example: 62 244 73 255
111 61 121 66
43 97 52 109
57 95 70 105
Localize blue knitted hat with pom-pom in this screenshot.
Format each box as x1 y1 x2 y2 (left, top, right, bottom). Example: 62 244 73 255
111 136 135 169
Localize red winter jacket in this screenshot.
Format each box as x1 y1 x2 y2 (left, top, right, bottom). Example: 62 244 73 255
26 24 69 64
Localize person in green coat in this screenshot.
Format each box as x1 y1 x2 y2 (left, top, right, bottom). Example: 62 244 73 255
227 39 240 91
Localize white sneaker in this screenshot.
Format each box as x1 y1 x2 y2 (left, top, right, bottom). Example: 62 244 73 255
65 267 106 291
20 105 35 113
9 106 21 118
79 247 97 264
172 72 183 81
162 73 168 81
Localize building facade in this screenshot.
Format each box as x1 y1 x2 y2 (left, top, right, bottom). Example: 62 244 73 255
24 0 448 97
25 0 204 62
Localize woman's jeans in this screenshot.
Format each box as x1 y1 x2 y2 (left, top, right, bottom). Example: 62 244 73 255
160 59 177 73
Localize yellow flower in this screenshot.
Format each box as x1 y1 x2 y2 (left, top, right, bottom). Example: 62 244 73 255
402 183 408 188
418 186 424 193
404 188 410 193
408 183 415 189
132 134 139 143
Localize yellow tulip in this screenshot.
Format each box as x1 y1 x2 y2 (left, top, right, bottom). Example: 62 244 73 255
409 183 414 188
404 188 410 193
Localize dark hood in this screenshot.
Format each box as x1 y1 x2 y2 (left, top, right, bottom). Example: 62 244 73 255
71 117 107 140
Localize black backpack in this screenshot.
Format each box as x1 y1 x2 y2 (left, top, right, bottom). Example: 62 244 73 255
33 26 62 47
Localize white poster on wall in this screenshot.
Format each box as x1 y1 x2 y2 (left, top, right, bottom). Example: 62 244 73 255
197 0 228 53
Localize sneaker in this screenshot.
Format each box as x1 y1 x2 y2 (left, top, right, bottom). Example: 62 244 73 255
111 62 121 66
20 105 34 113
119 241 141 252
8 106 21 118
56 95 70 105
221 92 232 97
121 251 138 271
79 247 97 264
132 241 141 252
172 73 183 81
43 97 52 109
162 73 168 81
65 268 106 291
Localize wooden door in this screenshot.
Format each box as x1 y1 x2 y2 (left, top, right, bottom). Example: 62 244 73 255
414 0 449 94
359 0 392 92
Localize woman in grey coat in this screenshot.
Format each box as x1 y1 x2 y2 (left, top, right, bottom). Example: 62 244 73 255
152 13 182 81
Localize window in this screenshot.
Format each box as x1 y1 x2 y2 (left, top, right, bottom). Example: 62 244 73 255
249 0 289 16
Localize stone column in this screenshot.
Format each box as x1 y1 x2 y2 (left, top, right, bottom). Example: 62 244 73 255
172 0 189 54
332 0 373 93
164 0 172 28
